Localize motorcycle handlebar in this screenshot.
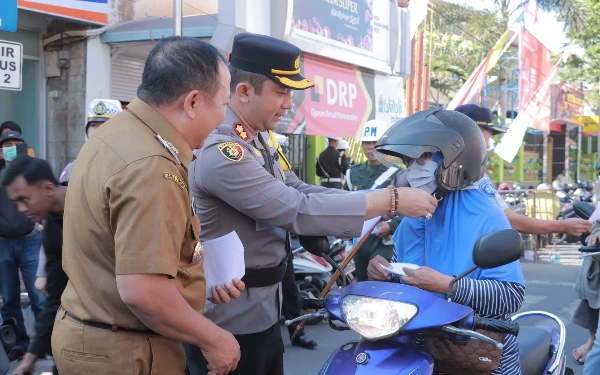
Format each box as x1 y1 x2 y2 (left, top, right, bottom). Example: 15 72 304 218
473 317 520 336
579 245 600 253
301 297 324 310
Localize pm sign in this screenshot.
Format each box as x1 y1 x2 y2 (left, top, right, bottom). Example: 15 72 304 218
0 0 18 32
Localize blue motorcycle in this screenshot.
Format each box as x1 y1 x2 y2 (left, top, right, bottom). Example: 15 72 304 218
287 230 571 375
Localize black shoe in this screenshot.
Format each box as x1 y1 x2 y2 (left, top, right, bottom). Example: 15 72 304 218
7 349 25 362
291 333 318 349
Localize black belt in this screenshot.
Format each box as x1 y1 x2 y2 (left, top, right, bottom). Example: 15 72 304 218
60 306 154 334
241 235 292 288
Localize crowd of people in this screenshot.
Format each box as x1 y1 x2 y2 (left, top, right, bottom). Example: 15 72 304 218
0 31 597 375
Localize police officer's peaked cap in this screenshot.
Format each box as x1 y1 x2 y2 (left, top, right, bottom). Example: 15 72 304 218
229 33 314 90
454 104 506 135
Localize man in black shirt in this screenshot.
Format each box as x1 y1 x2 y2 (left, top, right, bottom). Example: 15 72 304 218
0 132 44 362
2 156 67 375
315 137 348 189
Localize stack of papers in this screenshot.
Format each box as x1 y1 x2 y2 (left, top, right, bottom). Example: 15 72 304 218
201 231 245 298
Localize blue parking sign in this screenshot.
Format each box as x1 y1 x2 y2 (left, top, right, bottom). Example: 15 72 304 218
0 0 18 32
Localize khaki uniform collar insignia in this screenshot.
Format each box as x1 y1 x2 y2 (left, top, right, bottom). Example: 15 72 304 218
157 134 181 165
163 172 187 190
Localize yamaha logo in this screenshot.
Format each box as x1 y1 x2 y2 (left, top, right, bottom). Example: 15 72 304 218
479 357 492 363
356 353 369 365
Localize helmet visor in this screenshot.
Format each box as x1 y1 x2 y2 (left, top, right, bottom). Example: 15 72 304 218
374 145 440 168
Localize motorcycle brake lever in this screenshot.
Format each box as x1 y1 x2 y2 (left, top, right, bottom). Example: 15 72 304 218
441 325 504 350
284 310 326 326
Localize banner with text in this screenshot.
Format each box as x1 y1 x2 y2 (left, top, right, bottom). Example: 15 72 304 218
277 55 374 137
374 75 405 125
289 0 392 72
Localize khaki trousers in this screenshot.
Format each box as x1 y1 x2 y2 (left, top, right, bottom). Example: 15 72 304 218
52 310 186 374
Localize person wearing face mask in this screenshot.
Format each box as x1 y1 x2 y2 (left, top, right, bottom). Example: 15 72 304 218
0 122 34 169
454 104 592 241
368 108 525 375
343 119 404 281
187 32 438 375
58 99 123 183
0 131 45 363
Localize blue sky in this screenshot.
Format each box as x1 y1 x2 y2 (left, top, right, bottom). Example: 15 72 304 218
448 0 567 53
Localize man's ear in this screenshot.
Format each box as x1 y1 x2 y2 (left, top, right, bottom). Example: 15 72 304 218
235 82 252 104
43 181 56 196
183 90 202 119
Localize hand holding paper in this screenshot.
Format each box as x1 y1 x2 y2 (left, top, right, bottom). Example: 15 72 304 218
202 231 246 301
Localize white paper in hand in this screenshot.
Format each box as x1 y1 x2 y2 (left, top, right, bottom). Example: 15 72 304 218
202 231 245 299
360 217 381 242
380 263 421 276
589 203 600 223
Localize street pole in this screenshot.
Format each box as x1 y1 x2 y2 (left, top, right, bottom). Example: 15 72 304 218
174 0 183 36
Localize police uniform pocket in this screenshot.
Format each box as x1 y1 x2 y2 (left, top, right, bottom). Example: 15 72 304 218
61 349 111 363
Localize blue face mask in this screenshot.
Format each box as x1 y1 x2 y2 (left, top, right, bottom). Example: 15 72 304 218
406 155 439 194
2 145 17 162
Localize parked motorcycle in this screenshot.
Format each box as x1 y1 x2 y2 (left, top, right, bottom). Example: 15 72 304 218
286 231 572 375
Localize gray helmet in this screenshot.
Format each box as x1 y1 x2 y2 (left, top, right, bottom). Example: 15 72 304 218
374 108 488 192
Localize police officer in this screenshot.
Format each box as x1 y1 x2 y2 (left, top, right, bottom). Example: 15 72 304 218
316 137 348 188
187 32 438 375
52 37 244 375
344 119 403 281
59 99 123 183
454 104 592 238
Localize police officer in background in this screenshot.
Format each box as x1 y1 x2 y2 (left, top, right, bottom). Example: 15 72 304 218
344 119 404 281
52 37 244 375
454 104 591 238
316 137 348 188
187 32 438 375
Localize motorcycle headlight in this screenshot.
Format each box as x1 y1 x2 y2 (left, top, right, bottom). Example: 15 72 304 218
341 295 418 340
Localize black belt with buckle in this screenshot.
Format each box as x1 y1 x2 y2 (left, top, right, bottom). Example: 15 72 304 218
60 306 154 334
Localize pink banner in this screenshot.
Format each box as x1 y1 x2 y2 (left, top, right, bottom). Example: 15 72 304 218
284 55 373 137
519 28 552 110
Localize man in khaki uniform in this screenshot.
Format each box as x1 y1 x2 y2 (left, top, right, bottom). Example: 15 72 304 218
186 32 439 375
52 37 243 375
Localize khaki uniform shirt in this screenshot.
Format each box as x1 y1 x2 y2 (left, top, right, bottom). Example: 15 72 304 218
189 107 366 334
61 97 206 330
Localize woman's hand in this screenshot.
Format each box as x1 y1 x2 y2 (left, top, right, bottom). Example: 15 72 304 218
401 266 454 294
367 255 391 281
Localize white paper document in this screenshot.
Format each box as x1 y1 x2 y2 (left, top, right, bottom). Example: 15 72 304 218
589 203 600 223
359 217 381 242
202 231 245 299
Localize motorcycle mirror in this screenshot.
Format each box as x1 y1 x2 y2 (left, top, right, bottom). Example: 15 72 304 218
298 236 331 256
472 229 524 269
573 202 596 221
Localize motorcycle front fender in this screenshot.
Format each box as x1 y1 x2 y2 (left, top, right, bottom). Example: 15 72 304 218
318 339 433 375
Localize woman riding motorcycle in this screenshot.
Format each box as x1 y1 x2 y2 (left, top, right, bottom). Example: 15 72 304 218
367 108 525 375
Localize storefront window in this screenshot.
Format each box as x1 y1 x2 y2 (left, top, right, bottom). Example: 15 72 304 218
0 29 41 155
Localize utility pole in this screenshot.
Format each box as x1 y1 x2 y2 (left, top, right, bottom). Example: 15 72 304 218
174 0 183 36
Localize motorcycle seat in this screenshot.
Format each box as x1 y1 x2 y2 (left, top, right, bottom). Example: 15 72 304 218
518 326 552 375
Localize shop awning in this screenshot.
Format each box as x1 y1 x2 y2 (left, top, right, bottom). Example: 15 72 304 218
100 14 217 43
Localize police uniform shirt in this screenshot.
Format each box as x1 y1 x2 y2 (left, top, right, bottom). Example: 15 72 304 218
61 97 206 330
189 107 366 335
472 174 509 210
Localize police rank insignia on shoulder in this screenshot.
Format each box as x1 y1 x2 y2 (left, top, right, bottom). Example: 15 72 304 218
193 242 204 263
218 142 245 162
163 173 187 190
234 122 250 141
